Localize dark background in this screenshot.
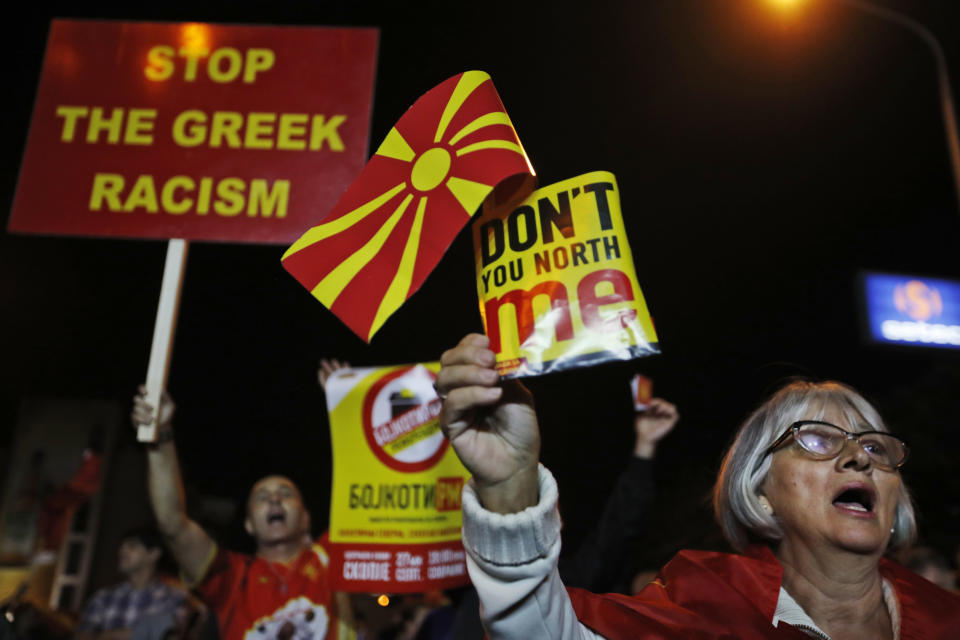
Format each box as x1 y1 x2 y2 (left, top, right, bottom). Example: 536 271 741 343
3 0 960 572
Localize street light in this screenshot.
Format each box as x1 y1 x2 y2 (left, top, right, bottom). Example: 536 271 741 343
767 0 804 10
766 0 960 215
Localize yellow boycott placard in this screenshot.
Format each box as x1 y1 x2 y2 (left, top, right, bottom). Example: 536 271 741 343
325 363 471 592
473 171 659 376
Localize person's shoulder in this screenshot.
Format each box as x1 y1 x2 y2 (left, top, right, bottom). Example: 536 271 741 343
881 558 960 635
82 586 110 607
661 547 782 611
215 546 254 571
668 547 765 569
81 582 126 612
193 543 252 588
151 578 189 599
95 582 131 599
669 546 783 579
309 532 331 567
881 558 960 605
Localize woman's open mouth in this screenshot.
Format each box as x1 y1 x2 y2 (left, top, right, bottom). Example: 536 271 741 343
832 485 876 516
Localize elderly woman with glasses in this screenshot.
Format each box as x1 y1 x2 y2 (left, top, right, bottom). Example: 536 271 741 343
436 334 960 640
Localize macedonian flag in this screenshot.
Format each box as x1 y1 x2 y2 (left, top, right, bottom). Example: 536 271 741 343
282 71 536 342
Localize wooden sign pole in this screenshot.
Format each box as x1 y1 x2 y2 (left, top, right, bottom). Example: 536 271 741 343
137 239 188 442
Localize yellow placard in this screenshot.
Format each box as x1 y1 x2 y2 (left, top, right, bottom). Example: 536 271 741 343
473 171 659 376
327 364 470 545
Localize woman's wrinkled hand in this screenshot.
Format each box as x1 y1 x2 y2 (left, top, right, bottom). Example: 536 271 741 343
436 334 541 513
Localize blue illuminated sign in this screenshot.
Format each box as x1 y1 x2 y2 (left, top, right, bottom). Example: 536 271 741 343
863 273 960 349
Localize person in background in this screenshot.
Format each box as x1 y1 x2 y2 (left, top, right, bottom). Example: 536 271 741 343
441 388 680 640
437 333 960 639
317 358 678 639
131 387 355 640
903 546 956 591
628 569 659 596
318 358 349 389
130 592 217 640
556 396 678 592
75 526 186 640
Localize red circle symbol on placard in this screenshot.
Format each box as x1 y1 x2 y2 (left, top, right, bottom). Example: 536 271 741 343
361 366 449 473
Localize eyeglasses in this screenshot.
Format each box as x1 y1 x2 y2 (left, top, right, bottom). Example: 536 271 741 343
760 420 909 471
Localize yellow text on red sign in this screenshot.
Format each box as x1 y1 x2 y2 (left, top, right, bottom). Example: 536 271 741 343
9 21 378 243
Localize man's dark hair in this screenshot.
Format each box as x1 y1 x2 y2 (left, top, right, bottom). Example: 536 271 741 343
245 471 310 506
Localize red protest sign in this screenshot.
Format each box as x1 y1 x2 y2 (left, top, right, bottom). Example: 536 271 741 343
8 20 378 244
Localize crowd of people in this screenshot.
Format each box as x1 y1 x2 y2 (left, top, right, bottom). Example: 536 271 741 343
435 333 960 639
113 358 683 640
3 337 959 640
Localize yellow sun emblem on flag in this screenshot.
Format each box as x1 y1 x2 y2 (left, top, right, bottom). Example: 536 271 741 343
282 71 535 342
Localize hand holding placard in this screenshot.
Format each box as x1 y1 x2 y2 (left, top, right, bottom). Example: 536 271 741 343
633 397 679 459
436 334 540 514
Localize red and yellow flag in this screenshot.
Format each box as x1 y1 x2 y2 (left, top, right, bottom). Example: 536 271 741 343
282 71 535 341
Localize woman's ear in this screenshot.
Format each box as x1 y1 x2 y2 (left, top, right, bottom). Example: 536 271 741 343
758 495 774 515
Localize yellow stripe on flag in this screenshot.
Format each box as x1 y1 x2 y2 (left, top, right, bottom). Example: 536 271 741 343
434 71 490 144
282 183 407 259
311 194 414 306
445 176 490 216
368 196 428 340
448 112 512 146
376 127 416 162
455 140 523 157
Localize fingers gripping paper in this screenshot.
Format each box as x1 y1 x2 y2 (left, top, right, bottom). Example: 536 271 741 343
474 171 659 377
325 364 472 592
283 71 535 342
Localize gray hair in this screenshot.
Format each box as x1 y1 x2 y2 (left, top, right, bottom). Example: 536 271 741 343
713 380 917 552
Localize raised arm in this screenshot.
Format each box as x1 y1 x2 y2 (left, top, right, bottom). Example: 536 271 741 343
317 358 349 390
130 387 215 585
559 397 679 591
436 334 540 513
436 334 601 640
632 398 679 459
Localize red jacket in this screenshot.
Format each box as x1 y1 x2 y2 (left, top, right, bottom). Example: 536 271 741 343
567 546 960 639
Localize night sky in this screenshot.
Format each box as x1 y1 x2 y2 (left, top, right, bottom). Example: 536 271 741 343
3 0 960 566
